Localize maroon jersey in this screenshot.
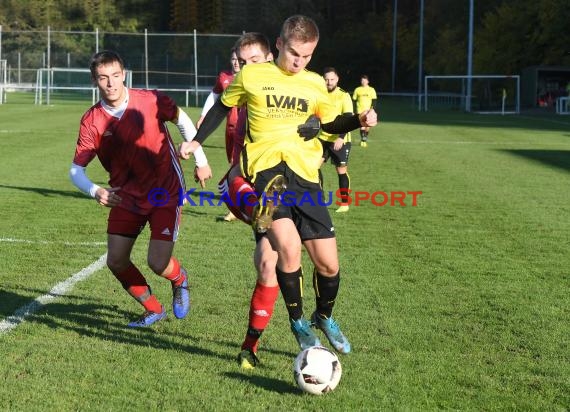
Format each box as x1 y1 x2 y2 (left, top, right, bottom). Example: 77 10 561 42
73 88 185 214
213 70 241 162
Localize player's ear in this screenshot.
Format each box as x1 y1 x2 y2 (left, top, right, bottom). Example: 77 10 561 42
266 52 274 62
276 37 283 52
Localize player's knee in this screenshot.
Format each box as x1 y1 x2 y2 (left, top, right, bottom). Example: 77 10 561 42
106 255 130 274
315 262 339 276
257 254 278 281
147 257 169 276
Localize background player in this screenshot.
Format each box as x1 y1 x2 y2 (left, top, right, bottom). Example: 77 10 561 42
196 49 242 221
352 74 377 147
214 32 279 369
319 67 354 213
180 16 377 356
70 50 211 327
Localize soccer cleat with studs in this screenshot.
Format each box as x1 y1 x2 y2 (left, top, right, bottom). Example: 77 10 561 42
290 317 321 350
172 268 190 319
127 307 167 328
252 174 287 234
237 349 260 370
311 312 351 354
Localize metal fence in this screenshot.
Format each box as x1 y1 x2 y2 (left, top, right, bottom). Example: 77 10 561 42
0 26 241 106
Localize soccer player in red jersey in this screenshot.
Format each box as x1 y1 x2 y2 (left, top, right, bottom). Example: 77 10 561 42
197 50 243 222
69 50 212 327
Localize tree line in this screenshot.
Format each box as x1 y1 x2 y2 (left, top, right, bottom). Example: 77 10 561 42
1 0 568 91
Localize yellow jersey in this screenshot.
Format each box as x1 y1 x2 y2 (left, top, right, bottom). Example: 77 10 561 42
221 61 337 183
352 85 377 113
319 87 353 143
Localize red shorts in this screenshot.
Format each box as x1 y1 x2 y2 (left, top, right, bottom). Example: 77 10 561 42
107 205 182 242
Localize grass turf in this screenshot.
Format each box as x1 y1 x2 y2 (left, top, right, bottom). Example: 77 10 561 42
0 98 568 410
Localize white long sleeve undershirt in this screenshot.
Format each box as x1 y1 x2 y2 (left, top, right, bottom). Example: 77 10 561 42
69 163 99 198
175 108 208 167
200 92 220 117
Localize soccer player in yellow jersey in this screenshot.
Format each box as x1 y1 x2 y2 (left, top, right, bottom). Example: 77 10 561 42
320 67 354 213
352 74 377 147
180 15 376 358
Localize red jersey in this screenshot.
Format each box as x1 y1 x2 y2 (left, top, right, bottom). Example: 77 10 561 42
73 88 185 214
213 70 242 163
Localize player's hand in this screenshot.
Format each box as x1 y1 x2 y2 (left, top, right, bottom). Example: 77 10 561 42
297 115 321 140
194 165 212 188
179 140 201 160
95 186 122 207
359 109 378 127
333 137 345 151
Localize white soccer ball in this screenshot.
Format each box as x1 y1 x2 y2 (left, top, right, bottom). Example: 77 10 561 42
293 346 342 395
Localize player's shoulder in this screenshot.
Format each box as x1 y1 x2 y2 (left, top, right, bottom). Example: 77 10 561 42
337 86 349 94
303 68 326 82
128 88 155 99
219 69 234 79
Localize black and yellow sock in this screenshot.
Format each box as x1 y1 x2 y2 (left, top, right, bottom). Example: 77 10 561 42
338 173 350 193
313 269 340 319
276 266 304 320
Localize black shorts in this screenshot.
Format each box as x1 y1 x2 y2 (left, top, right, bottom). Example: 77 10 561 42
254 162 335 242
321 140 351 167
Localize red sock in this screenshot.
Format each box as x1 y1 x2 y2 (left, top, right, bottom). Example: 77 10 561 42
229 175 257 222
163 257 185 287
115 263 162 313
242 282 279 352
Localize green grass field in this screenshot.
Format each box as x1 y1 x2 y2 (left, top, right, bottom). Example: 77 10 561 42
0 96 569 411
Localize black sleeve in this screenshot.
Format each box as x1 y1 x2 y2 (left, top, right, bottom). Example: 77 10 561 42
194 99 232 144
321 113 361 135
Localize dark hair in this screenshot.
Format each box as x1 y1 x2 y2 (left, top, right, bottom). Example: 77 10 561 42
323 67 339 76
90 50 124 78
233 32 272 57
280 15 319 43
361 74 369 80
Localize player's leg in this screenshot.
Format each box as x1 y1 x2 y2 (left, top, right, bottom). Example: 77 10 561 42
331 144 350 213
360 126 369 147
269 217 321 350
217 169 243 222
303 237 351 354
107 208 166 327
223 164 257 224
147 205 190 319
238 236 280 369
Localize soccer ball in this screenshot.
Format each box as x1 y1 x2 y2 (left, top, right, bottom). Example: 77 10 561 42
293 346 342 395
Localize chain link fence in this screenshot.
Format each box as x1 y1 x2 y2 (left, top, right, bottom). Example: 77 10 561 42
0 27 241 106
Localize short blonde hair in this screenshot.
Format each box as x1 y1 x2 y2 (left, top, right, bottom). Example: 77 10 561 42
280 15 319 43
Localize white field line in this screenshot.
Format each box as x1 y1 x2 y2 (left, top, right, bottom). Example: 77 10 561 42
0 253 107 335
0 237 105 247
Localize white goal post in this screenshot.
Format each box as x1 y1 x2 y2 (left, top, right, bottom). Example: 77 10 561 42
0 59 7 104
35 67 132 105
555 97 570 115
424 75 520 114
